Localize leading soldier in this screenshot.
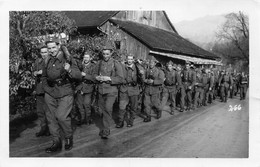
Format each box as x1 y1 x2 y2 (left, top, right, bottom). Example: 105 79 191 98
218 70 233 102
93 41 124 139
42 37 82 153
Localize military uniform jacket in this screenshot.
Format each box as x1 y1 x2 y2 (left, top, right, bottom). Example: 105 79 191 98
33 58 45 95
240 76 248 86
144 67 165 95
94 58 124 95
181 69 196 88
164 69 182 92
219 74 233 86
209 74 214 88
120 63 140 96
42 51 82 98
76 62 96 94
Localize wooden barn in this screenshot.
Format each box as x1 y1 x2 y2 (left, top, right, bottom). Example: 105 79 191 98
65 11 222 65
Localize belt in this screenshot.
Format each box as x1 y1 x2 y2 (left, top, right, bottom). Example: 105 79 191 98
47 78 70 87
124 82 137 86
84 80 94 84
164 83 177 86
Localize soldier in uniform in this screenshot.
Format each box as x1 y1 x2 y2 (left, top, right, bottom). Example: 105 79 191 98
176 65 185 112
93 41 124 139
181 62 196 111
161 61 182 115
117 54 144 128
143 58 165 122
218 70 233 102
239 72 248 100
77 51 96 125
230 70 238 98
193 68 203 109
42 37 82 153
208 70 215 104
33 45 50 137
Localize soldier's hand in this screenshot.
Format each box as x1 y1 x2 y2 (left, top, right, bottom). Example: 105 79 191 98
81 72 86 76
96 75 102 81
102 76 111 81
188 86 192 89
209 87 212 91
33 71 38 76
148 79 154 84
64 63 71 72
38 70 43 75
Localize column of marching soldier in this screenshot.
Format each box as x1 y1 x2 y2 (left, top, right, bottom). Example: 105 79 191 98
32 37 249 153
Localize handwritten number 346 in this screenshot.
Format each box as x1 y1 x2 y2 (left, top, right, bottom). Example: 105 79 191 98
229 105 242 112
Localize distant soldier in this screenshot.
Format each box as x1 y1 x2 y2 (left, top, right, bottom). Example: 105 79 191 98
42 37 82 153
208 70 215 104
176 65 185 112
33 45 50 137
239 72 248 100
117 54 144 128
230 70 238 98
93 41 124 139
143 58 165 122
218 70 233 102
193 68 203 109
161 61 182 115
76 51 96 125
181 62 196 111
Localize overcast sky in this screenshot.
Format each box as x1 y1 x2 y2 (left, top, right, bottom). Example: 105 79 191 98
164 0 255 23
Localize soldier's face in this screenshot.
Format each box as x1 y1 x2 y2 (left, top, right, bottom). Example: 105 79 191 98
149 61 155 69
40 48 48 60
102 49 112 61
83 54 91 64
167 64 173 71
47 42 59 57
127 56 134 65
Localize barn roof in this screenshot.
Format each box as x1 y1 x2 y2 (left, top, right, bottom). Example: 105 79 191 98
65 11 119 28
109 18 219 60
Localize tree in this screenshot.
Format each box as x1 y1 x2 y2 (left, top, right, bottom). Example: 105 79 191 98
9 11 76 116
215 11 249 64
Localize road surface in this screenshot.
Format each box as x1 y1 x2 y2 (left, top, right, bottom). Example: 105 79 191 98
10 93 248 158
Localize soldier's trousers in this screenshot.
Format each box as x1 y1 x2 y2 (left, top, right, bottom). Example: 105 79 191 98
96 92 117 133
144 93 162 116
203 88 209 105
36 94 48 128
240 84 247 99
208 87 214 102
230 83 238 98
118 92 138 124
161 87 177 111
194 87 203 108
220 83 229 101
45 93 73 141
83 93 92 119
183 83 193 108
75 92 84 119
178 86 185 110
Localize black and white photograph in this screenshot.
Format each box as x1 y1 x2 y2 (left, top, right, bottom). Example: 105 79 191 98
1 0 260 166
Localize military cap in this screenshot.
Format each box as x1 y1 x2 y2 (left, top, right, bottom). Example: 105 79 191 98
38 43 47 50
201 69 206 73
185 61 191 65
45 35 60 44
102 40 114 50
166 60 174 66
190 63 196 69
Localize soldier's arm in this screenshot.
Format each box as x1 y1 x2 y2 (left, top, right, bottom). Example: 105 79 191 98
229 75 233 85
153 69 165 85
110 60 124 85
68 58 82 81
210 76 214 88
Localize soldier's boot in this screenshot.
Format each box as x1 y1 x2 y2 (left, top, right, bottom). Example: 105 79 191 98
170 108 175 115
116 121 124 128
143 116 151 122
45 138 62 153
65 136 73 151
35 125 50 137
99 129 110 139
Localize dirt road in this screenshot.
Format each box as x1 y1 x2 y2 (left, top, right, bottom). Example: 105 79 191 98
10 94 248 158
